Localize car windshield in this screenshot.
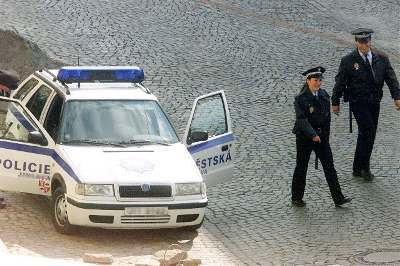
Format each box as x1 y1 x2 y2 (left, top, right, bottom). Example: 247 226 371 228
58 100 179 145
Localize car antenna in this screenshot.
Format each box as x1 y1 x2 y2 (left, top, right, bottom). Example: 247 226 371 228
77 55 80 88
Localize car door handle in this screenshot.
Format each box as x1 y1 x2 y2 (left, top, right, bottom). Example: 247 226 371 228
221 145 229 152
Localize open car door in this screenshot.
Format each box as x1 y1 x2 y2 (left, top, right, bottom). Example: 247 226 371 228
0 96 52 195
183 90 235 186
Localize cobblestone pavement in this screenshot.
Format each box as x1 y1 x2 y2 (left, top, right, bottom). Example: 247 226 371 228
0 192 240 265
0 0 400 265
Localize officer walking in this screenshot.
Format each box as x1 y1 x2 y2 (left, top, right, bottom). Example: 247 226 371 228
331 28 400 181
292 67 351 207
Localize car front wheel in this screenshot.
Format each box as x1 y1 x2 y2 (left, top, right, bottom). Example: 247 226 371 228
51 187 75 234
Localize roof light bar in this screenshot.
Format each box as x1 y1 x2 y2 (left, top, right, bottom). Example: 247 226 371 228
57 66 144 84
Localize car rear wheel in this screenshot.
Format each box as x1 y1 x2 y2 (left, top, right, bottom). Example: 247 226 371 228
51 186 75 234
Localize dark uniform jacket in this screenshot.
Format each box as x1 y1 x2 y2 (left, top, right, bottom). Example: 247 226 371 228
332 48 400 105
292 86 331 140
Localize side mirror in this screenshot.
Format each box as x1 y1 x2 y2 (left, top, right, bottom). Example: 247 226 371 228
188 131 208 145
28 131 48 146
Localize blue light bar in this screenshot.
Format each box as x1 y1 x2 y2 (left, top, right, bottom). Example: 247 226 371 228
57 66 145 83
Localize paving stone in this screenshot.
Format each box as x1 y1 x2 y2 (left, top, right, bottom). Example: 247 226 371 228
83 253 113 264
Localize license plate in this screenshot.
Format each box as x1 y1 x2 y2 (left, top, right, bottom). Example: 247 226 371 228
124 207 168 215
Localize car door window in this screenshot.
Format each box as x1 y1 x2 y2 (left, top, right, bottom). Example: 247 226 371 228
188 93 227 142
44 94 64 141
183 91 234 186
26 85 53 121
0 100 39 142
13 78 39 101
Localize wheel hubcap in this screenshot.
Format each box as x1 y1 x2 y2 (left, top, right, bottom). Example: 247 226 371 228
55 195 68 225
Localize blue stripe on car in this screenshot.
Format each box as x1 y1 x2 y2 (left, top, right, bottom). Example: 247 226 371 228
0 140 81 183
187 133 234 154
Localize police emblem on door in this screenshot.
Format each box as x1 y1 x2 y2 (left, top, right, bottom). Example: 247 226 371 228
141 184 151 192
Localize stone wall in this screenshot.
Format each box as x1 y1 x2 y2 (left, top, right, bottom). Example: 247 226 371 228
0 30 62 80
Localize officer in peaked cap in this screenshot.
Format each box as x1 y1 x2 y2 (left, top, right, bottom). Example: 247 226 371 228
0 69 20 97
331 28 400 181
291 66 351 207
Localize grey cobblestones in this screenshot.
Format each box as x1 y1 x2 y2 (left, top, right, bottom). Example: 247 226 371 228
0 0 400 265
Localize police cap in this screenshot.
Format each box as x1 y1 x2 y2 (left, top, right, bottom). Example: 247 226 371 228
351 28 374 43
302 66 325 79
0 69 20 90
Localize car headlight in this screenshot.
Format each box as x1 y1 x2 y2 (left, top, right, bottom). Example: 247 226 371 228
175 182 206 197
75 184 114 196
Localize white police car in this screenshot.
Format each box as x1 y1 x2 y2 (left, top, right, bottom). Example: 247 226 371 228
0 66 234 233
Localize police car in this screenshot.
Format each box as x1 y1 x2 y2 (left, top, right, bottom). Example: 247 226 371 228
0 66 234 234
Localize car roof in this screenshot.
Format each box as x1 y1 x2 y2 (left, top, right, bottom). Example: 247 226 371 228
34 69 158 101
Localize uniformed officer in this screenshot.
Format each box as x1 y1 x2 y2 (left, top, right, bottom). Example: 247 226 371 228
0 69 19 208
292 67 351 207
331 29 400 181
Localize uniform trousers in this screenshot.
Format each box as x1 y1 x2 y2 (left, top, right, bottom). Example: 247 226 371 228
292 136 344 203
350 102 380 172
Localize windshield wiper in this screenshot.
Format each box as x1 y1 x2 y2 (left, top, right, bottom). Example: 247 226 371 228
118 139 171 146
61 139 127 147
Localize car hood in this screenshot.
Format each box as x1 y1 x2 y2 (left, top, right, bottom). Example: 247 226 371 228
59 143 203 184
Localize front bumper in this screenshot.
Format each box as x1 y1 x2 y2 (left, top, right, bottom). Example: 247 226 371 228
66 197 207 229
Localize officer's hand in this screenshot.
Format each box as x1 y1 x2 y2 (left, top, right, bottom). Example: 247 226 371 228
394 100 400 111
332 105 340 115
312 136 321 143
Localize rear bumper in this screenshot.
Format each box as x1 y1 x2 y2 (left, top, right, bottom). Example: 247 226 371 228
66 197 207 229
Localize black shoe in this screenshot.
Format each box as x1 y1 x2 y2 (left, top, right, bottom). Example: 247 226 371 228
353 171 362 178
292 199 306 207
353 170 374 181
361 170 374 181
335 197 352 207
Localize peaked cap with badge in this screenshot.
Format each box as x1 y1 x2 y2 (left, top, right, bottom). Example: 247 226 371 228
351 28 374 43
302 66 326 79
